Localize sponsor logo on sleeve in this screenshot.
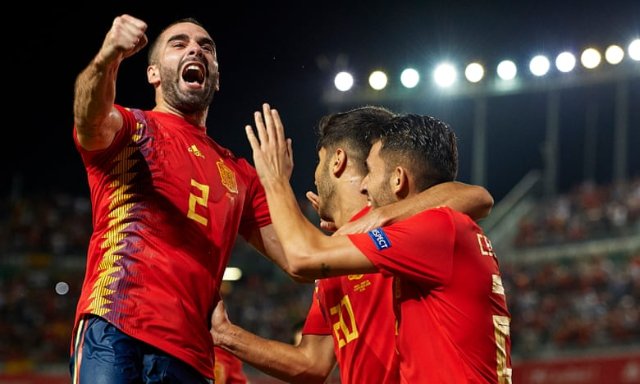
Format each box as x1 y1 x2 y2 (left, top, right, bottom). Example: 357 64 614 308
368 227 392 250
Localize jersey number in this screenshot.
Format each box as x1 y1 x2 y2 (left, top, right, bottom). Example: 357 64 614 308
478 233 512 383
329 295 359 348
493 315 512 383
188 179 209 226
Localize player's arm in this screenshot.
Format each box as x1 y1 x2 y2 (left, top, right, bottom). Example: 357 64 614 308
244 225 313 283
74 14 148 150
212 301 336 383
245 206 374 279
335 181 493 235
246 104 377 279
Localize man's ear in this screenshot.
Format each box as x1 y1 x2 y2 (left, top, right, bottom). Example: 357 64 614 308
332 148 348 177
392 166 410 199
147 65 160 85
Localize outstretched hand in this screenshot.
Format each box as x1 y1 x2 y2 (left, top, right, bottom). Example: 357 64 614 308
245 103 294 187
98 14 148 64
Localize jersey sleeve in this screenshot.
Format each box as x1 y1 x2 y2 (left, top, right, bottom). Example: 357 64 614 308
347 207 456 285
72 104 138 164
301 287 331 336
238 160 272 238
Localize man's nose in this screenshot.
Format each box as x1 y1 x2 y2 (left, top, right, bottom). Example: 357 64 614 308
187 41 204 57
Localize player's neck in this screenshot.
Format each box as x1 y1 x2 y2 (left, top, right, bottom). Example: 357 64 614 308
153 104 208 128
333 189 367 229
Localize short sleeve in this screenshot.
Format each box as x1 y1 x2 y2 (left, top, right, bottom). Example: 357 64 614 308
347 207 456 285
238 161 272 238
301 287 331 336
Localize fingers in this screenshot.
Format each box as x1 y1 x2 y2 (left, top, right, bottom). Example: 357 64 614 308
253 110 268 148
287 138 293 167
109 15 148 58
118 14 147 39
262 103 276 145
245 124 260 152
136 34 149 52
270 107 286 149
247 103 293 171
305 191 320 210
321 220 338 232
252 103 286 148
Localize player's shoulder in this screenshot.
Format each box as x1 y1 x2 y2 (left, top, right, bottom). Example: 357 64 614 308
415 205 456 219
208 139 240 161
431 205 481 232
412 206 469 229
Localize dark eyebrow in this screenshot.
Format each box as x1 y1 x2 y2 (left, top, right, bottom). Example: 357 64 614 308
167 34 216 49
200 37 216 49
167 33 189 44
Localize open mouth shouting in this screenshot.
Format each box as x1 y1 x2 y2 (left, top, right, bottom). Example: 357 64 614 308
181 62 206 89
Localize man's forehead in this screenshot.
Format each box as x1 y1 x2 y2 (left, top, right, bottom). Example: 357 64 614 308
161 22 211 41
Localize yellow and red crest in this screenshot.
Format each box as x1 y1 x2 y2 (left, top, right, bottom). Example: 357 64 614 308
217 160 238 194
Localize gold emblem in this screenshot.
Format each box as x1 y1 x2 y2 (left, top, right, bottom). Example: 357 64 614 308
188 144 205 158
217 160 238 194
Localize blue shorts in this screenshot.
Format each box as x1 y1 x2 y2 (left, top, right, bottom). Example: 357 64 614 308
70 315 212 384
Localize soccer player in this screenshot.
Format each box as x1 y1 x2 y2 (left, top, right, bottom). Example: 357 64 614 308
212 106 496 383
245 104 513 383
70 16 293 383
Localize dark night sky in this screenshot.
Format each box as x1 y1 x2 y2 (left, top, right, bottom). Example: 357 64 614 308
4 0 639 202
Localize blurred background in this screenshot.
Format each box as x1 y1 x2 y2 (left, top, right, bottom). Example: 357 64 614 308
1 1 639 383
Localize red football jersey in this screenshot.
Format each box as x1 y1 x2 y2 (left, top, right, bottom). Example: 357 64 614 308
72 106 271 379
301 286 332 335
302 208 400 384
349 207 512 383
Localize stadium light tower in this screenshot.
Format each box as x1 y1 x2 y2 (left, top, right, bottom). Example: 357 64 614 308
322 36 639 195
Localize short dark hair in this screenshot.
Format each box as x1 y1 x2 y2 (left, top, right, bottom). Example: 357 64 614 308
316 106 395 175
379 114 458 190
147 18 206 65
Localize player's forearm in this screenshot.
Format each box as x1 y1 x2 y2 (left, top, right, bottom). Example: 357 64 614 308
214 324 327 383
377 181 494 223
440 182 494 220
262 179 330 278
73 54 120 136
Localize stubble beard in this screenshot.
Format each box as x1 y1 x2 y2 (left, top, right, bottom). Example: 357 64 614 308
317 167 336 224
161 66 216 114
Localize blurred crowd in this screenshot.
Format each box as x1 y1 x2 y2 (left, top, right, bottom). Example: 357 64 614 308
504 251 640 357
514 178 640 248
1 178 639 372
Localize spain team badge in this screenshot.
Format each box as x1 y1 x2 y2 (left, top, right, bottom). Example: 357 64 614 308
217 160 238 194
